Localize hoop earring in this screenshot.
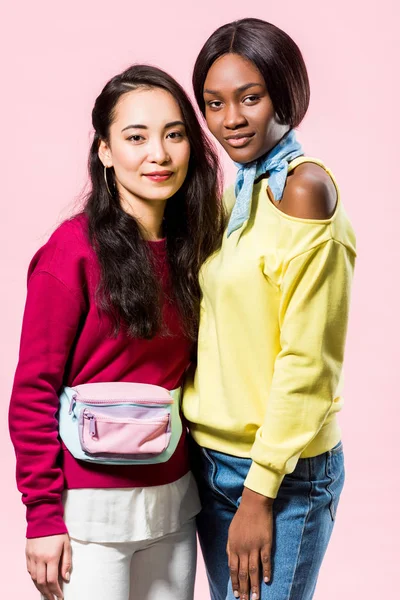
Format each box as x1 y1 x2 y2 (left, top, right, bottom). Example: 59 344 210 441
104 165 113 197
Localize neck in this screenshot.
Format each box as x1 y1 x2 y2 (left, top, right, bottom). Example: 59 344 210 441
260 127 291 162
118 187 166 241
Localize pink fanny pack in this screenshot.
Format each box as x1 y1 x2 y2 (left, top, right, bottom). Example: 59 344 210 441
58 382 182 465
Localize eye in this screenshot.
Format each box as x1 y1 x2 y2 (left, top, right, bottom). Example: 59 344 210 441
206 100 223 110
127 134 145 143
243 95 260 105
167 131 184 140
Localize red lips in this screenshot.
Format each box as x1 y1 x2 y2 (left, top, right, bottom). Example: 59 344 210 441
144 170 173 176
143 170 173 183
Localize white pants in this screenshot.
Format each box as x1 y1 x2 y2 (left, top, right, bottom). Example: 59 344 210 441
41 519 197 600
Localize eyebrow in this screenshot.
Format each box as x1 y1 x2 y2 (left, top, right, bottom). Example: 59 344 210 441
203 82 264 95
121 120 185 132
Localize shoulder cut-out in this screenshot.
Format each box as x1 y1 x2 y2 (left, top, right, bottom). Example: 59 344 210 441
274 163 337 220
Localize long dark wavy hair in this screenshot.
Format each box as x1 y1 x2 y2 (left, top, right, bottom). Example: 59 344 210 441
84 64 224 340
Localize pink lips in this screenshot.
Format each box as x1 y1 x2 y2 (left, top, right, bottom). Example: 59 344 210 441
224 133 255 148
143 170 173 182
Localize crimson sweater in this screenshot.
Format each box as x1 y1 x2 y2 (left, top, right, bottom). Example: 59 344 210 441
9 214 192 539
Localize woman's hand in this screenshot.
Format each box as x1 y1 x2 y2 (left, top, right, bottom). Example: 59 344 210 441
26 534 72 600
227 487 274 600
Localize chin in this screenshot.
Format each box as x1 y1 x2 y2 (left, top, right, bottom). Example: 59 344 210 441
220 139 255 163
226 148 257 165
147 189 178 202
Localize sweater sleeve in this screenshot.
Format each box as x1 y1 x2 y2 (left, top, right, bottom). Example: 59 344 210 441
244 238 355 498
9 270 84 538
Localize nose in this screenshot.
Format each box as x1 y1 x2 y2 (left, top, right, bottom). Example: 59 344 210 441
147 138 170 164
223 103 247 130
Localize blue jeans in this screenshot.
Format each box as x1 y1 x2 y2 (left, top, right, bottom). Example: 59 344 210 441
190 439 345 600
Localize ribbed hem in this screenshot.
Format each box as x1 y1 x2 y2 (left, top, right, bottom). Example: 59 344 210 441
244 462 284 499
191 417 342 499
26 502 68 539
26 433 189 538
301 420 341 458
244 420 342 498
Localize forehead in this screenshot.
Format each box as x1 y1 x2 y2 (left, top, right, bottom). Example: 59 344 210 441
204 53 264 92
113 88 183 127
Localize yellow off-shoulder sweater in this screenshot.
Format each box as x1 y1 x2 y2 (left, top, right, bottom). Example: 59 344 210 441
183 157 356 498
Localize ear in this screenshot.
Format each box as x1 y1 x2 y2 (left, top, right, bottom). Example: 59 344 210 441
98 139 113 167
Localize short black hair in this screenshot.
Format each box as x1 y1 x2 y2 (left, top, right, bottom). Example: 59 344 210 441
193 18 310 128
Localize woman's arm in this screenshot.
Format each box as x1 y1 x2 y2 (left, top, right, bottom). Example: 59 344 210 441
9 268 84 599
228 173 355 600
9 270 84 537
245 237 354 497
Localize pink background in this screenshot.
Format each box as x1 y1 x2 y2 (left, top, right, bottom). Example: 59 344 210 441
1 0 398 597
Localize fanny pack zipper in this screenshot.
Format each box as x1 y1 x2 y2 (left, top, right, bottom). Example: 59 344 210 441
83 410 169 437
69 395 172 414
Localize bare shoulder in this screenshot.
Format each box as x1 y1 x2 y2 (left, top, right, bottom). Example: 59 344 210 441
274 163 337 219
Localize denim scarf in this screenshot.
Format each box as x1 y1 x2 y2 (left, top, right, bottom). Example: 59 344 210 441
227 129 303 237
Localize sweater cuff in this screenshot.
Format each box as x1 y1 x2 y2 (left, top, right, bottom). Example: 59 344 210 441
244 461 285 499
26 502 68 539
